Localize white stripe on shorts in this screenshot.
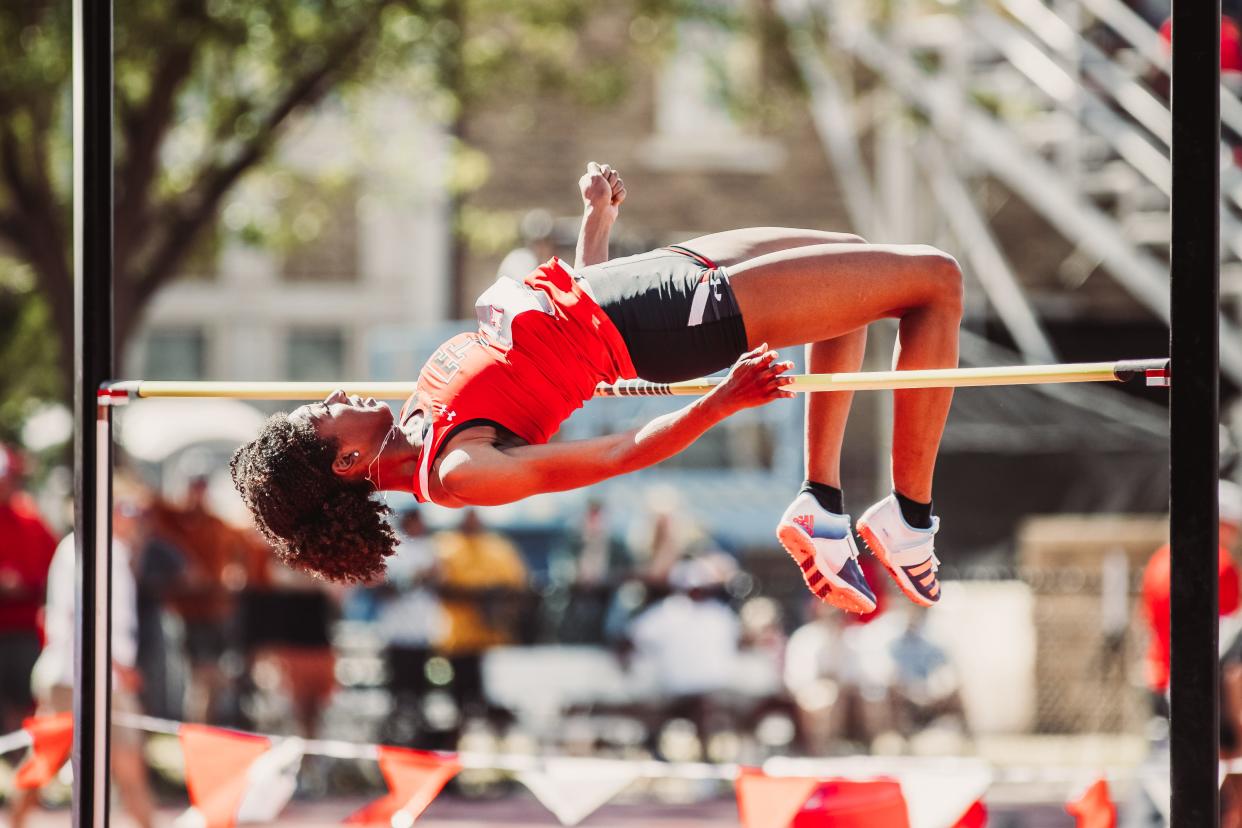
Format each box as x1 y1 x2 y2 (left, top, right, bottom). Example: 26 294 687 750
687 278 710 327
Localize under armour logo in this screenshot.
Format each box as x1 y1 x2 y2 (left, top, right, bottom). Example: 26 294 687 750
793 514 814 535
435 404 457 423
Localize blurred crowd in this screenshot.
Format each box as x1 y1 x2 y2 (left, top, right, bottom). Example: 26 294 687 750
8 458 1242 822
0 440 969 819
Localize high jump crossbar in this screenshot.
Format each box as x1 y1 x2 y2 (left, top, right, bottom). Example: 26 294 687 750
98 357 1170 403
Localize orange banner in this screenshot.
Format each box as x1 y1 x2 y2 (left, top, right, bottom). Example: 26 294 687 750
15 712 74 790
736 768 821 828
347 746 462 825
1067 778 1117 828
179 724 272 828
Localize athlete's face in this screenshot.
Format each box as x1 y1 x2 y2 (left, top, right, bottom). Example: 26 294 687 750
289 390 395 480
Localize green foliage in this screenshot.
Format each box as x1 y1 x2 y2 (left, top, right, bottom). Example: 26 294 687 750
0 0 796 443
0 258 61 444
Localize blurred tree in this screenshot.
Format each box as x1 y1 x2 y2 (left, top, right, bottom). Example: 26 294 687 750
0 0 689 405
0 261 60 443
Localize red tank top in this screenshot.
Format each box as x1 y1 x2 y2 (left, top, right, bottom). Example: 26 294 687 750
401 258 635 502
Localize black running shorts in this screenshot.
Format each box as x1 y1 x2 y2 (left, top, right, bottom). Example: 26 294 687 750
580 245 750 383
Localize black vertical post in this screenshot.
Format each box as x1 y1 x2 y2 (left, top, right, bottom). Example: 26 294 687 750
72 0 113 826
1169 0 1221 825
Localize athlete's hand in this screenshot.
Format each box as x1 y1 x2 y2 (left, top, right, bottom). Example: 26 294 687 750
706 344 796 416
579 161 626 221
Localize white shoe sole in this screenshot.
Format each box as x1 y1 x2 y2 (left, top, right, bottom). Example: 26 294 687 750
855 520 937 608
776 523 877 614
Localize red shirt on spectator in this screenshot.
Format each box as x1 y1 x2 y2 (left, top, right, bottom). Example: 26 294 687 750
0 492 58 634
1141 542 1241 693
1159 16 1242 73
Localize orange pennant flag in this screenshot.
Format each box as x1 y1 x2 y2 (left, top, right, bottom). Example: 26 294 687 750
736 768 820 828
179 724 272 828
15 712 74 790
1066 778 1117 828
792 778 911 828
347 746 462 825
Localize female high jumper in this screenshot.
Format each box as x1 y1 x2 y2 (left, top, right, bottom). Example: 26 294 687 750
231 163 963 614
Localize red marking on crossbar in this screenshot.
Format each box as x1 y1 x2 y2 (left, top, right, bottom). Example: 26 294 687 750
1146 368 1170 388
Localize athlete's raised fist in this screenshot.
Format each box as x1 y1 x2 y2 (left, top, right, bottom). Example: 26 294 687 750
580 161 626 220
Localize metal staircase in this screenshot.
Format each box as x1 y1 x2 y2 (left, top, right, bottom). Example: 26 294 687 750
782 0 1242 381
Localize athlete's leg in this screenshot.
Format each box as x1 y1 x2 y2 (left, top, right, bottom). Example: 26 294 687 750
727 243 962 502
677 227 871 488
805 327 867 488
677 227 867 269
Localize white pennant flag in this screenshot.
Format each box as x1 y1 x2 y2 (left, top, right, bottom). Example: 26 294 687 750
236 737 304 823
897 761 991 828
518 757 641 826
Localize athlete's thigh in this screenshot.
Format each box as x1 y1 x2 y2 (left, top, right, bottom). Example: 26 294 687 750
729 243 955 349
676 227 866 269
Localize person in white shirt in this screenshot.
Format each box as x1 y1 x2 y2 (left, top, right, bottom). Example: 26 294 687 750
11 497 153 828
628 565 741 698
625 556 742 759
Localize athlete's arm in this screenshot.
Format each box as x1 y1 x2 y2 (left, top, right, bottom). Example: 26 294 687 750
575 161 626 269
438 345 794 505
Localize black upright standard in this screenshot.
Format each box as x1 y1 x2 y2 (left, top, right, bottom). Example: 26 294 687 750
1169 0 1222 825
73 0 115 826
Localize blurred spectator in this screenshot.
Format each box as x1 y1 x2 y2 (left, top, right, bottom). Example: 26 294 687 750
149 474 246 724
435 510 528 725
377 508 444 741
888 611 967 735
0 445 56 736
243 564 338 739
496 209 557 281
627 496 704 583
1159 14 1242 85
1220 623 1242 826
11 493 153 828
1140 479 1242 708
628 556 741 696
627 556 741 758
131 514 188 720
852 554 890 626
739 596 787 677
785 599 909 753
784 600 847 755
558 499 629 644
575 498 624 586
1132 0 1168 28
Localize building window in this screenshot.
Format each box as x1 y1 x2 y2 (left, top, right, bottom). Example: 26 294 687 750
144 329 207 380
286 329 346 380
281 178 361 283
638 18 786 174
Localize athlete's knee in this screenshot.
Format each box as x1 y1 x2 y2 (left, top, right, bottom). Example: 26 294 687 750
808 229 866 246
912 245 963 316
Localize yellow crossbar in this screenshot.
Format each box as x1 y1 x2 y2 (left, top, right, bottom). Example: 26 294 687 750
102 358 1167 402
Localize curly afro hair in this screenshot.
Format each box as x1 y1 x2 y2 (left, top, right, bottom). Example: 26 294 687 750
230 413 396 584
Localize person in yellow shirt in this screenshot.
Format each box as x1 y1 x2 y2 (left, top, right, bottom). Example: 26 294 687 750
434 509 528 729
